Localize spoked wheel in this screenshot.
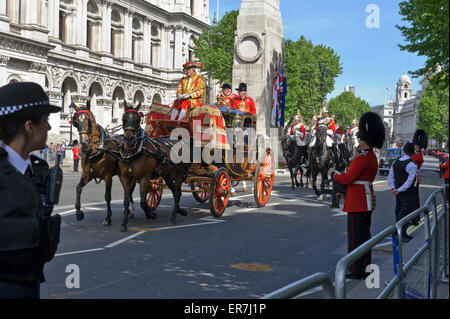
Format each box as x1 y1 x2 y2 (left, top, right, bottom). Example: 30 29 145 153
191 180 210 203
209 168 230 218
146 178 163 211
254 148 275 207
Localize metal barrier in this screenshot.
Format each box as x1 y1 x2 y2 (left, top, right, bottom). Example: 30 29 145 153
262 272 335 299
334 226 396 299
379 186 449 299
263 185 448 299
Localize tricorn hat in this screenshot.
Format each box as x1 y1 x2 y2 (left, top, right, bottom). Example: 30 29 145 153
0 82 61 120
356 112 385 149
221 83 232 90
236 83 247 92
412 129 428 149
183 61 203 70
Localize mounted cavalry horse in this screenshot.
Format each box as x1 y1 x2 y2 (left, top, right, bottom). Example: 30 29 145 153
308 123 332 200
111 101 190 232
71 101 135 226
281 135 309 189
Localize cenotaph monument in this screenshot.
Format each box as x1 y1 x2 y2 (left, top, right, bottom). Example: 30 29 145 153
232 0 284 137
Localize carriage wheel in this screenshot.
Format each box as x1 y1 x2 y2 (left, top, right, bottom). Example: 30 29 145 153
191 180 210 203
209 168 230 218
146 178 163 211
254 148 275 207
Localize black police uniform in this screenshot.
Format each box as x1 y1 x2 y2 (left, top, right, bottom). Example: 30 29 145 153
0 149 45 298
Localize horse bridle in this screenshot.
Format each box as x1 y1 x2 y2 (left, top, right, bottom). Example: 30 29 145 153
73 110 93 144
122 109 143 153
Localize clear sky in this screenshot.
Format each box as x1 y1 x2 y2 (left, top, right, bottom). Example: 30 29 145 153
209 0 427 107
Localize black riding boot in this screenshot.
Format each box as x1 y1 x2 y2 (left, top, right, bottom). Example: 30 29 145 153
302 146 309 168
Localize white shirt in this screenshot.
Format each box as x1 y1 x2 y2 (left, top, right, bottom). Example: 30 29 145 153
388 155 417 192
0 141 33 175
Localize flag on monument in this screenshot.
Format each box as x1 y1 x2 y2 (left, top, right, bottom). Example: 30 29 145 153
271 63 280 127
278 63 287 127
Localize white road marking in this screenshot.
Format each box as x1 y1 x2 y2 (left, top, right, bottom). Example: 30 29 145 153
55 247 105 257
104 231 147 249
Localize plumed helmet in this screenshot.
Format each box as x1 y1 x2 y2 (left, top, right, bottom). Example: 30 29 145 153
412 129 428 149
356 112 385 149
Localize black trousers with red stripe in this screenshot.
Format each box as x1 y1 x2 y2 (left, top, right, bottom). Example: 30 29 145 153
347 211 372 275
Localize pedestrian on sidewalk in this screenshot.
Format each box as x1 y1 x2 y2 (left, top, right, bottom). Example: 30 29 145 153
388 142 417 243
410 129 428 226
329 112 385 280
72 140 80 172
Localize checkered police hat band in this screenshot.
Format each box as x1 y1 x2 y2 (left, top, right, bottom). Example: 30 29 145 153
0 100 50 116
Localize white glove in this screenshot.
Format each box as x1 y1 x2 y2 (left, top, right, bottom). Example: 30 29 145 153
182 93 191 99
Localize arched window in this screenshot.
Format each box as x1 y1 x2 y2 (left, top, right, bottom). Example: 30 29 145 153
133 90 145 108
111 8 123 57
87 0 101 51
112 86 125 120
404 92 408 99
61 77 78 114
150 25 160 66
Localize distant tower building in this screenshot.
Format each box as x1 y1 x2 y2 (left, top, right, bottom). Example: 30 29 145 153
344 85 355 94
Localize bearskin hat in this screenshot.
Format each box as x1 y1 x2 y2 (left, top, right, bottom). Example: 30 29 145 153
356 112 385 149
413 129 428 149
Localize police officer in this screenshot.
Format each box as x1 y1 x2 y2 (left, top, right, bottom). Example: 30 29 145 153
388 142 418 243
329 112 385 279
0 82 62 298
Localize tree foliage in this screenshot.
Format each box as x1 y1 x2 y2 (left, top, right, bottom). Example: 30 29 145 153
284 36 342 123
417 79 449 144
193 10 238 84
396 0 449 88
327 92 371 128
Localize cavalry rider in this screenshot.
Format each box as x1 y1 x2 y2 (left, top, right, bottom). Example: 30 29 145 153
332 114 347 165
289 111 309 168
309 99 336 150
231 83 256 116
171 61 206 121
329 112 385 279
216 83 237 107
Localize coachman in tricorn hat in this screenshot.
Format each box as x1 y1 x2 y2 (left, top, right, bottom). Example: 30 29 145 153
330 112 385 279
0 82 62 298
171 61 206 121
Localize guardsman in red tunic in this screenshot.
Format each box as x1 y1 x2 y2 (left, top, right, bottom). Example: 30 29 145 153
410 129 428 225
216 83 237 107
171 61 205 121
231 83 256 116
441 145 449 201
330 112 385 280
309 100 335 149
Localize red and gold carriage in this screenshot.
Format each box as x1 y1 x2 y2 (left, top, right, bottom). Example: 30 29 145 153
144 102 275 217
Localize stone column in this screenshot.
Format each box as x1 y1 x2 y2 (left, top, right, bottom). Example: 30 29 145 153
75 0 88 46
123 11 133 60
101 0 112 54
160 24 170 69
142 17 151 65
0 55 10 85
173 24 183 69
0 0 8 31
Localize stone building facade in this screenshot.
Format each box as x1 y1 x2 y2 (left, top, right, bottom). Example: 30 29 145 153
0 0 211 142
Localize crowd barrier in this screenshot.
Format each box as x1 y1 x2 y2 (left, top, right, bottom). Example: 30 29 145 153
263 185 449 299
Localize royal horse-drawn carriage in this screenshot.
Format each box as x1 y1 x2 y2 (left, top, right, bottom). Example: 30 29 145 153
144 103 275 218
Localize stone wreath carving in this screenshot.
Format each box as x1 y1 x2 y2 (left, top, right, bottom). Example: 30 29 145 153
235 32 264 63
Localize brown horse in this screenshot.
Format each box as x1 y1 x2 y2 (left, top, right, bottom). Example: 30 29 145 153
113 101 190 232
71 101 135 226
